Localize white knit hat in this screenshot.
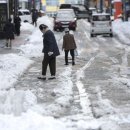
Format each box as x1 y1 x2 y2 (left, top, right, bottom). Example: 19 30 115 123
64 28 69 32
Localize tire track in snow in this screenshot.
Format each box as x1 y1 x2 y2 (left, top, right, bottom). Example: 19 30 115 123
76 56 96 117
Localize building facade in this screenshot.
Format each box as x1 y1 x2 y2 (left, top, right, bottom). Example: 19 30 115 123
19 0 29 9
41 0 65 13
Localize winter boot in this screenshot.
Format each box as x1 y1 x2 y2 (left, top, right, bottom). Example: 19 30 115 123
37 75 46 80
48 75 56 80
72 61 75 66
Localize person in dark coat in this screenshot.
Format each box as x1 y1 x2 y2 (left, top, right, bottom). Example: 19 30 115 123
3 18 15 48
14 14 21 36
62 28 77 65
38 24 60 80
32 9 38 27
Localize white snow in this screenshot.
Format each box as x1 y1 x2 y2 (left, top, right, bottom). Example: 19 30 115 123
0 15 130 130
0 54 33 89
113 19 130 44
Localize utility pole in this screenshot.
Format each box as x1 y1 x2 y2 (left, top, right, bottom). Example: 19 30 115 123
100 0 103 13
32 0 35 8
7 0 9 18
123 0 127 21
108 0 112 15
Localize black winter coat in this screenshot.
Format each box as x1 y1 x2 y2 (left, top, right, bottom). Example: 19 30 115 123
14 16 21 26
42 30 60 57
3 22 15 40
32 11 38 20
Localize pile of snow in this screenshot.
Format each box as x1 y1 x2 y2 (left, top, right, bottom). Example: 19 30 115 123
0 54 33 89
37 15 54 30
19 16 54 58
113 19 130 44
19 43 43 58
19 28 43 58
21 22 35 32
0 89 37 115
18 29 43 57
0 110 69 130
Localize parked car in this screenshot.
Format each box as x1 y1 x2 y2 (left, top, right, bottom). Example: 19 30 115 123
88 7 96 22
72 4 88 19
53 9 77 31
90 12 113 37
18 9 32 23
76 10 88 19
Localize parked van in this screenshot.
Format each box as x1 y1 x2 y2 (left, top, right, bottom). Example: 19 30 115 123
90 13 113 37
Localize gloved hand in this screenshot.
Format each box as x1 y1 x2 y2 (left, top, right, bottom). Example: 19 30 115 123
48 52 53 56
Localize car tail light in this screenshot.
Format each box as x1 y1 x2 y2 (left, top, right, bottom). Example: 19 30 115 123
55 20 61 25
70 20 76 25
55 20 60 23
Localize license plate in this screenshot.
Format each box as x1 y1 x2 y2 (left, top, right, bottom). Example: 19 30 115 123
62 25 69 27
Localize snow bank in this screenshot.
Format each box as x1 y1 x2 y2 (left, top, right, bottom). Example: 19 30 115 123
0 89 37 115
21 22 35 32
113 19 130 44
0 54 33 89
0 110 68 130
37 15 54 30
18 16 54 58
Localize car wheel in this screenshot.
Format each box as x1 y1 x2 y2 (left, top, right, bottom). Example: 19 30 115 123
110 33 113 37
24 20 28 23
73 27 76 31
53 28 57 31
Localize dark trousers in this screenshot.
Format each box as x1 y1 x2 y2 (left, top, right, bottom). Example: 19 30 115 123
65 49 74 64
32 19 37 27
15 25 20 36
42 54 56 76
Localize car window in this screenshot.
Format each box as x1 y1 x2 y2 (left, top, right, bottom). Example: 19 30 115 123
23 11 30 15
93 15 110 21
58 10 75 16
59 4 72 9
57 12 75 18
78 10 87 14
57 13 71 18
18 11 23 16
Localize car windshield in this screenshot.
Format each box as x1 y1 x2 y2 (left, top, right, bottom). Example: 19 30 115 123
57 12 75 18
93 15 110 21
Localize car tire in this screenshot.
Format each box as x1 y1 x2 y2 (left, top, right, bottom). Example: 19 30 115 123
53 28 57 31
110 33 113 37
73 27 76 31
24 20 28 23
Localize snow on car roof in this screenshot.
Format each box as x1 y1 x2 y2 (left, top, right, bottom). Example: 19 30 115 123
92 12 110 16
89 7 96 10
18 9 30 12
0 0 7 3
58 9 74 11
72 4 86 11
